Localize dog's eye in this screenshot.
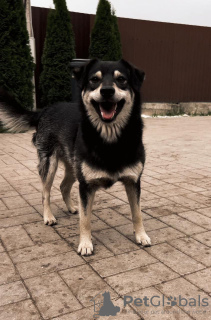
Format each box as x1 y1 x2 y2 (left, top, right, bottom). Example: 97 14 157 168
90 77 100 83
117 76 127 84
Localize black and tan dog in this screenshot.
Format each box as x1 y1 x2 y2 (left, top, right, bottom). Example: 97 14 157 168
0 59 151 255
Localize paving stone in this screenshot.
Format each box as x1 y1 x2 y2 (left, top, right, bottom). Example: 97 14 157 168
143 205 188 217
0 212 42 228
147 227 185 245
113 204 151 220
9 240 72 264
2 195 29 209
0 252 20 285
105 262 178 295
197 207 211 218
24 221 61 243
178 211 211 230
0 281 29 307
193 231 211 247
93 228 138 254
0 206 36 219
156 278 210 320
59 264 118 307
0 225 34 251
160 214 206 235
16 250 85 279
169 237 211 267
25 273 82 319
94 208 131 227
146 243 204 275
167 195 206 210
0 300 41 320
185 268 211 293
91 250 157 277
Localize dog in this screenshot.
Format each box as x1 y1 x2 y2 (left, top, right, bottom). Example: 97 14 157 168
0 59 151 255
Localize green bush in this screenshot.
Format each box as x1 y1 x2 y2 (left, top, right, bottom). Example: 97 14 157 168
89 0 122 60
0 0 34 110
39 0 76 107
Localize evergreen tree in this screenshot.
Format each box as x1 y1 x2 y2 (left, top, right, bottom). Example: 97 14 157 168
111 8 122 60
39 0 76 107
0 0 34 110
89 0 122 61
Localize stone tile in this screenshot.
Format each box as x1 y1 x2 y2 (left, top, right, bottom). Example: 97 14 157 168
128 287 192 319
193 231 211 247
16 250 84 279
24 221 61 243
0 300 41 320
93 228 138 254
142 198 176 210
25 273 82 318
2 195 29 209
143 205 188 217
0 199 7 211
168 195 206 210
94 208 130 227
9 240 72 264
0 226 34 251
0 242 4 252
146 243 204 275
93 197 126 210
147 227 185 245
178 211 211 230
156 278 210 320
113 204 151 220
0 252 20 285
174 182 207 193
160 214 206 235
59 265 118 307
0 206 36 219
184 193 211 206
34 203 67 219
185 268 211 293
91 250 157 277
0 281 29 307
169 237 211 267
105 262 178 295
0 212 42 228
197 207 211 218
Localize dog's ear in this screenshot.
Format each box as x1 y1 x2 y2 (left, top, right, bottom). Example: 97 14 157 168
120 59 145 91
73 59 99 89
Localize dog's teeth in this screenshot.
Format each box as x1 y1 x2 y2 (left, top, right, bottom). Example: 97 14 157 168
101 112 104 117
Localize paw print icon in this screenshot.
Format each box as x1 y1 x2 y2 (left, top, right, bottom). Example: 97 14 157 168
167 296 177 307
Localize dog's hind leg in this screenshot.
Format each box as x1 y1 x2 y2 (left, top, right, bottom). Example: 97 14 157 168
77 183 96 256
38 154 58 225
60 162 78 214
124 179 151 246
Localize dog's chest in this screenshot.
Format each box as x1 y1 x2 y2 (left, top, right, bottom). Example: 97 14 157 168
81 161 143 185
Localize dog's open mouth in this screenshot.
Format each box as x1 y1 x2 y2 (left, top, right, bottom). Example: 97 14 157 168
92 100 125 122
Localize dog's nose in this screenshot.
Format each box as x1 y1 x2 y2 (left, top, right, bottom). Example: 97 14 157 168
100 86 115 98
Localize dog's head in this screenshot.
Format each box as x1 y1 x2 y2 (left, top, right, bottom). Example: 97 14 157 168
74 59 145 143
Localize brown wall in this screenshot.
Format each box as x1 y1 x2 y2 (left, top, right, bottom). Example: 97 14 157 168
32 7 211 106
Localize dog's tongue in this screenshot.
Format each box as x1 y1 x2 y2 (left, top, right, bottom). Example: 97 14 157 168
100 104 116 120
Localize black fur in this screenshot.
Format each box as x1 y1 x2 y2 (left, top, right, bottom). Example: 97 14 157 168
0 59 145 210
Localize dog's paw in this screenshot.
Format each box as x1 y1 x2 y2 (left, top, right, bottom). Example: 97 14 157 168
68 206 78 215
78 240 93 256
44 214 57 226
135 232 151 247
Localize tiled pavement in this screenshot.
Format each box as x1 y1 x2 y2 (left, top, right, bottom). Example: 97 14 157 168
0 116 211 320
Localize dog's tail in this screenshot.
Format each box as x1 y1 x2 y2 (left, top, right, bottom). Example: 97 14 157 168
0 87 41 132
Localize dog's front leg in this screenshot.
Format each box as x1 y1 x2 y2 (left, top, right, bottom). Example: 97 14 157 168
124 179 151 246
77 183 95 255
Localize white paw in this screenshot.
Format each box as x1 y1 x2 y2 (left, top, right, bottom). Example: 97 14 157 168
68 206 78 214
135 232 151 246
78 240 93 256
44 214 57 226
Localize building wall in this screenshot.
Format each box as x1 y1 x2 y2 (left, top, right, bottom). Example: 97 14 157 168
32 7 211 106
